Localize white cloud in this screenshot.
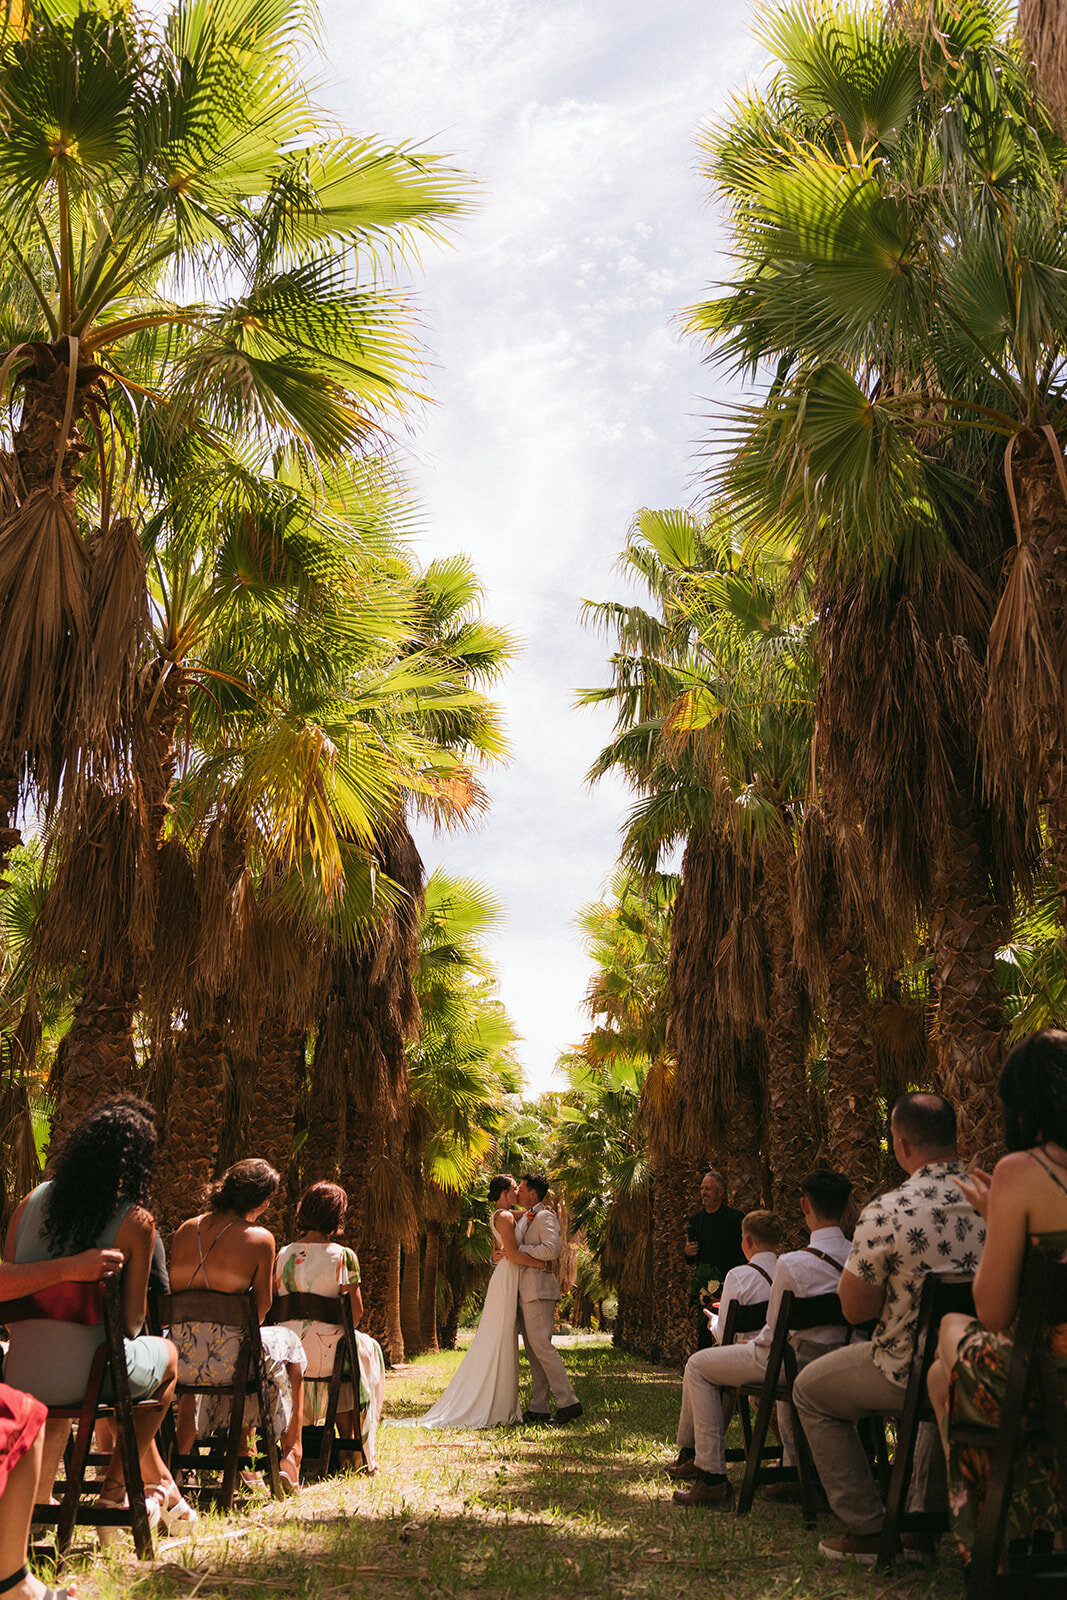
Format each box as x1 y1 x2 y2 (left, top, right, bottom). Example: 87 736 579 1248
316 0 761 1092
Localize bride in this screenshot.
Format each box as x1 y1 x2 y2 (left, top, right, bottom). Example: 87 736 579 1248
419 1175 548 1429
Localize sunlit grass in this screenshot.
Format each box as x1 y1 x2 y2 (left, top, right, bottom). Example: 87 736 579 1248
64 1338 963 1600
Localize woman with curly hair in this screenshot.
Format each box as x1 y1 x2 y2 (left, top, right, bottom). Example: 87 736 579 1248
3 1096 182 1537
928 1029 1067 1562
169 1160 307 1491
275 1182 386 1472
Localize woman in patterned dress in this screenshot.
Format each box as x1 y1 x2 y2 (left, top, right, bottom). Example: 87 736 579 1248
927 1030 1067 1561
275 1183 385 1473
169 1160 307 1491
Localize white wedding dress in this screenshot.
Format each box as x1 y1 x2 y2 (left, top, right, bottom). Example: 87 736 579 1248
418 1211 522 1429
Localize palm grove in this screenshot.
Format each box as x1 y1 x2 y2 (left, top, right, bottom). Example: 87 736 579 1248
5 0 1067 1375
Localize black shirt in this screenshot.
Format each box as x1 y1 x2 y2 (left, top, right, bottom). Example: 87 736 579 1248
685 1204 745 1285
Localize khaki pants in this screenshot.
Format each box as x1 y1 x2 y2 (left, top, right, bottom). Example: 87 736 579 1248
793 1341 909 1535
518 1299 578 1412
677 1340 828 1474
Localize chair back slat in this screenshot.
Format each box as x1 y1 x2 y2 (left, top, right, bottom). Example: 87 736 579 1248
786 1291 846 1331
270 1292 344 1326
157 1287 259 1330
1 1278 108 1325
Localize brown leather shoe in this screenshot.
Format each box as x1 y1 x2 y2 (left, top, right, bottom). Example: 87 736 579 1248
762 1480 801 1502
665 1455 700 1481
672 1478 733 1508
553 1402 583 1424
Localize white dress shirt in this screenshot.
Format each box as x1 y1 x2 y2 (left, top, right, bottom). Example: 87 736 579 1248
711 1251 777 1343
752 1225 851 1364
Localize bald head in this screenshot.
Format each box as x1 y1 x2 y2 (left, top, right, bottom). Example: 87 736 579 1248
891 1092 957 1170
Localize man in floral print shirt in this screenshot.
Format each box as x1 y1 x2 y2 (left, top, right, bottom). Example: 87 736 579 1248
793 1093 983 1565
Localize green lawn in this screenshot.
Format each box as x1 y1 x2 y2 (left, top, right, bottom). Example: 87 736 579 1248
74 1338 963 1600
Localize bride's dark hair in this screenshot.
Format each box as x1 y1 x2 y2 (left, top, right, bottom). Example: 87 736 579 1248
488 1175 515 1204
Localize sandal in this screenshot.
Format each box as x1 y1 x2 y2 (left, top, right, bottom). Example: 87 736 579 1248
147 1481 198 1536
94 1481 162 1548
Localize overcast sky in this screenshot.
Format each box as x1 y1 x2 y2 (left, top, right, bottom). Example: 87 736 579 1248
317 0 761 1094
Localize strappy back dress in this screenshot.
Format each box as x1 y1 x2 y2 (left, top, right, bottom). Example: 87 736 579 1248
946 1149 1067 1562
170 1217 306 1440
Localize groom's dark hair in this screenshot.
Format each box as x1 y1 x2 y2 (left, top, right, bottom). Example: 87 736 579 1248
521 1172 549 1202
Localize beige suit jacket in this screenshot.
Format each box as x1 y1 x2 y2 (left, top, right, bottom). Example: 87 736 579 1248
515 1204 561 1304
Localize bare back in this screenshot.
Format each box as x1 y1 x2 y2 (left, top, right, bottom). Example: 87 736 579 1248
170 1211 276 1322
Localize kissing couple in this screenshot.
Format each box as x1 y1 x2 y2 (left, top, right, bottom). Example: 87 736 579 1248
418 1173 582 1429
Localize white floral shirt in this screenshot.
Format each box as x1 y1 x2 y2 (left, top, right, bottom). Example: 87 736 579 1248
844 1162 984 1385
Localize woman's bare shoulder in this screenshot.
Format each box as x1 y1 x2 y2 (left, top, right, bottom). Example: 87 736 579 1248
493 1208 516 1229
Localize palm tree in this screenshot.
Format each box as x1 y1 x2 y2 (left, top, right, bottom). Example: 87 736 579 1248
692 0 1044 1164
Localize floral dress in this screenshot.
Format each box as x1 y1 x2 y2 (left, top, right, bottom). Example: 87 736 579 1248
947 1221 1067 1561
275 1240 386 1471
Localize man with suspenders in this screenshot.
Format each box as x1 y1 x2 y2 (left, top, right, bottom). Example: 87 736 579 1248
666 1169 854 1507
704 1210 784 1345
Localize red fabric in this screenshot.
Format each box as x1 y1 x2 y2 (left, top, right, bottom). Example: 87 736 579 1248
26 1279 105 1325
0 1381 47 1496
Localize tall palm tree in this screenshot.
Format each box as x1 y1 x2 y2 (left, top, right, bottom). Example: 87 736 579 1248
692 0 1043 1164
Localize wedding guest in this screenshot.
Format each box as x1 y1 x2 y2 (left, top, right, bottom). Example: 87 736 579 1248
2 1096 180 1534
169 1159 307 1492
927 1032 1067 1564
706 1209 784 1344
275 1181 386 1473
686 1171 745 1349
668 1169 852 1506
0 1381 77 1600
795 1092 984 1565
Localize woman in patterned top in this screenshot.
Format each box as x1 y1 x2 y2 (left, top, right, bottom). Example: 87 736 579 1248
927 1030 1067 1562
275 1183 386 1473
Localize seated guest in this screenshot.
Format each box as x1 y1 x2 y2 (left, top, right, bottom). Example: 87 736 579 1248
0 1381 77 1600
795 1092 983 1565
275 1182 386 1474
927 1031 1067 1564
706 1209 783 1344
686 1170 745 1349
667 1169 853 1507
169 1159 307 1491
2 1097 181 1534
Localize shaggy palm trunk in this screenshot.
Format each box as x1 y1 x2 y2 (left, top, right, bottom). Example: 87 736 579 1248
400 1243 423 1356
1019 0 1067 133
0 762 20 879
722 1046 768 1213
49 974 139 1153
155 1024 225 1236
761 846 816 1220
651 1156 698 1366
824 891 881 1206
929 808 1009 1169
420 1222 441 1351
243 1022 303 1220
363 1236 403 1364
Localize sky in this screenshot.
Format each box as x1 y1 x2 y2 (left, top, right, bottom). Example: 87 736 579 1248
317 0 762 1095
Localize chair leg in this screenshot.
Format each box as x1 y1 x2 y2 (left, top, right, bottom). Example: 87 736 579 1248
790 1397 819 1528
738 1381 779 1516
250 1340 284 1501
56 1417 94 1554
221 1347 253 1512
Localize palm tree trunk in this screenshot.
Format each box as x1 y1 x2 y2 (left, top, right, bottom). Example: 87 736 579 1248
0 761 20 879
243 1021 303 1223
420 1222 441 1351
651 1155 698 1366
49 974 139 1153
358 1233 403 1364
824 888 881 1206
155 1024 225 1237
721 1044 767 1213
400 1242 423 1357
761 845 816 1219
929 807 1009 1169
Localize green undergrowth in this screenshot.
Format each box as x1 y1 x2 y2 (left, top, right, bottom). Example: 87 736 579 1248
66 1339 963 1600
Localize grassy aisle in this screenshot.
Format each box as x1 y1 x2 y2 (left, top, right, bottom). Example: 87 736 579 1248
79 1339 962 1600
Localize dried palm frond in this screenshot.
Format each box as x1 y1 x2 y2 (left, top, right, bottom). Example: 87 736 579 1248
83 516 148 754
0 487 89 773
983 538 1061 818
34 786 153 983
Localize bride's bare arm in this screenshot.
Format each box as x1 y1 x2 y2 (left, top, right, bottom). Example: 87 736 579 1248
495 1209 550 1269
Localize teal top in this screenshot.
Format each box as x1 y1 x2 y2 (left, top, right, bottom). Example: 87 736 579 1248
4 1181 131 1406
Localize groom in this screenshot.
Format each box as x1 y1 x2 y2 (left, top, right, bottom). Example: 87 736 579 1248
503 1173 582 1425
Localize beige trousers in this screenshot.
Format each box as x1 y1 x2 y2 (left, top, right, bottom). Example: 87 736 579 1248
518 1299 578 1412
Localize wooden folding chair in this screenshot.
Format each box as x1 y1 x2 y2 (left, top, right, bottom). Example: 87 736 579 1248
717 1298 779 1469
3 1273 157 1558
736 1289 857 1524
155 1287 284 1510
270 1292 364 1481
876 1271 975 1569
950 1251 1067 1600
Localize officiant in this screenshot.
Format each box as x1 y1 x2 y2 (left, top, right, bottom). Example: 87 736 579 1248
685 1171 745 1349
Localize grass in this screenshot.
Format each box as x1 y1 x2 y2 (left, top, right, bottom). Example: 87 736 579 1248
65 1337 964 1600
